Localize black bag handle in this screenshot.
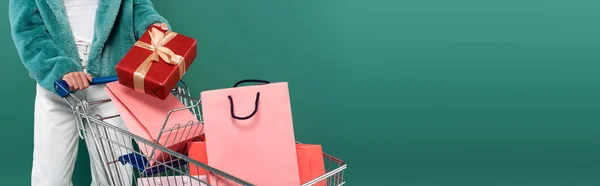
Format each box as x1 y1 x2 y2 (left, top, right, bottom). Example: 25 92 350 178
233 79 270 87
228 93 260 120
228 79 270 120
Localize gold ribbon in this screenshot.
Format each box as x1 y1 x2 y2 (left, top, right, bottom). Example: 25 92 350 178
133 28 187 93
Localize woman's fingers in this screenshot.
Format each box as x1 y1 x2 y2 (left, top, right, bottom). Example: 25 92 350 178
64 75 75 90
78 72 89 88
153 22 169 30
73 73 83 90
63 72 93 91
70 74 80 90
63 72 84 90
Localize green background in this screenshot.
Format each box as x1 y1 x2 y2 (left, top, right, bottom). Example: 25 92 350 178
1 0 599 185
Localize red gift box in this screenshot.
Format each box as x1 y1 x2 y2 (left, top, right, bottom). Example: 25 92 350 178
116 26 197 100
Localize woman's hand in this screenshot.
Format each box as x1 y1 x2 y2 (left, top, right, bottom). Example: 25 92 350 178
153 22 169 30
62 72 92 91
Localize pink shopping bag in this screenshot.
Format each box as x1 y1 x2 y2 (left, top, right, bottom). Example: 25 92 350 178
106 82 203 165
201 80 301 186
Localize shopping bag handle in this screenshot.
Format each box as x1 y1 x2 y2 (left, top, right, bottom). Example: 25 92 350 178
233 79 270 87
55 76 119 98
228 93 260 120
228 79 269 120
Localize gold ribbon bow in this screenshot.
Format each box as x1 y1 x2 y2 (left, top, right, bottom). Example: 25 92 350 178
133 28 187 93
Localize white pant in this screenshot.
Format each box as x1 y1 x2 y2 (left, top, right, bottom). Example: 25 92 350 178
31 44 133 186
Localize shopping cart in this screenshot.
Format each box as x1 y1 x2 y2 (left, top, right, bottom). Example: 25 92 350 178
54 77 347 186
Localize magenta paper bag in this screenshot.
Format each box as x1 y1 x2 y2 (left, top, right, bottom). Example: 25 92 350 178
105 82 203 165
200 80 301 186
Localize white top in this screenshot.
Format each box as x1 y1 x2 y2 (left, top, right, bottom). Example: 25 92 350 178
63 0 99 44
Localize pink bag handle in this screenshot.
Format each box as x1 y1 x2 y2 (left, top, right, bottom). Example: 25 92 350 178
228 79 271 120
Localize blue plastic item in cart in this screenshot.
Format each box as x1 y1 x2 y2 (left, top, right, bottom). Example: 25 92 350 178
116 153 188 176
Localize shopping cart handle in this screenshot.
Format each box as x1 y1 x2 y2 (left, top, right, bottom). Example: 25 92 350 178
55 76 118 98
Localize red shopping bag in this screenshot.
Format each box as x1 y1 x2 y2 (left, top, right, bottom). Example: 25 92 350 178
188 141 209 176
297 144 327 186
188 142 328 185
200 80 301 186
106 82 204 165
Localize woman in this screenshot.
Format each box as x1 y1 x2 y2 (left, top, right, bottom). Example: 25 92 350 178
9 0 170 185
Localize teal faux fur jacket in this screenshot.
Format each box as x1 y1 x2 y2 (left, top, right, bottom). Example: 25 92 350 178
9 0 169 94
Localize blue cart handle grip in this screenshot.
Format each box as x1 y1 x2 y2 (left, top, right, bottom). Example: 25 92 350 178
55 76 118 98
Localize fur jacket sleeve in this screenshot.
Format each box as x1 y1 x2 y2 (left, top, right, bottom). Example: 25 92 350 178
133 0 171 39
